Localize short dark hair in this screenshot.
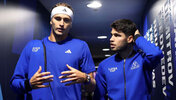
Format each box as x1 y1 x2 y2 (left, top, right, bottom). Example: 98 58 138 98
111 19 137 36
50 2 74 13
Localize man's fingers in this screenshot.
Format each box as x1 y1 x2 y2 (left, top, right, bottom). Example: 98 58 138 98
60 77 77 83
35 84 50 89
40 79 53 83
43 79 53 83
61 64 77 74
37 72 52 77
31 75 53 85
59 74 76 79
36 66 42 74
66 64 74 70
37 75 54 81
42 75 54 80
32 79 53 87
135 29 140 35
61 70 73 75
39 72 52 77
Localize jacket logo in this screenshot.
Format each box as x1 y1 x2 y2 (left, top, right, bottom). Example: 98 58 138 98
32 47 40 52
131 61 140 70
65 49 72 54
108 67 118 72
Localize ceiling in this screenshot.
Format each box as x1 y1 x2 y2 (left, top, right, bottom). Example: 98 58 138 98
38 0 150 61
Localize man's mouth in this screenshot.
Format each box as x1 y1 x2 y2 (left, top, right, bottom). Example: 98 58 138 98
57 28 65 32
110 43 115 47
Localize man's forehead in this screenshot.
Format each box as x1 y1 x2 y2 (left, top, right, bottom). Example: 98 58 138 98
53 14 71 18
111 28 123 34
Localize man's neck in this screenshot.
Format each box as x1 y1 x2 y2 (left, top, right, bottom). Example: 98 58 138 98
118 45 133 59
49 32 68 42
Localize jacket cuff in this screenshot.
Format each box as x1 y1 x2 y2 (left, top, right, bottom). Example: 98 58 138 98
134 34 142 41
25 79 32 92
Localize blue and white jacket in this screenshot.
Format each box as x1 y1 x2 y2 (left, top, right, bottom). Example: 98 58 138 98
94 36 163 100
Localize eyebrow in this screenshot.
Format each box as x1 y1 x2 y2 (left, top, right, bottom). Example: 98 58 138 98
111 32 120 35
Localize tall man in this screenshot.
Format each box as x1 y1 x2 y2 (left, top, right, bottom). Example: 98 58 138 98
93 19 163 100
10 3 96 100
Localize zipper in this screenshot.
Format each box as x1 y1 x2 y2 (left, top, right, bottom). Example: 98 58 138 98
123 59 127 100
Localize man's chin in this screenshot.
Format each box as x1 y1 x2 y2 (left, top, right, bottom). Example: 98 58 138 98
111 48 117 51
55 32 64 36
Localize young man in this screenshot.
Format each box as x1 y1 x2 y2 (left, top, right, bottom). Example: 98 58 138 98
10 3 96 100
93 19 163 100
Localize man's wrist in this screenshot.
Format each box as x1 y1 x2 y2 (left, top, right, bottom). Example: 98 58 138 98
134 34 142 41
84 73 91 84
25 79 32 92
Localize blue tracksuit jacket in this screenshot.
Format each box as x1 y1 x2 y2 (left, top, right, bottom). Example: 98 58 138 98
94 36 163 100
10 37 95 100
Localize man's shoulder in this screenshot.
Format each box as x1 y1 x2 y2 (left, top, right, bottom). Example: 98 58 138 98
27 39 42 46
70 38 88 47
71 38 86 43
99 54 116 66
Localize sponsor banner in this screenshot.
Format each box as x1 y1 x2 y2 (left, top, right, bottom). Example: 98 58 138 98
144 0 176 99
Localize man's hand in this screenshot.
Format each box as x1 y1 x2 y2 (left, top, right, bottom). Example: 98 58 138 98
30 66 54 89
133 29 141 42
59 64 86 86
134 29 140 35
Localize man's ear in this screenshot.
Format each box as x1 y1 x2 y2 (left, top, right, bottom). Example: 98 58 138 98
127 35 134 43
50 20 52 25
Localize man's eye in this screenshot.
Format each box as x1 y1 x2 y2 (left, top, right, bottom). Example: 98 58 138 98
55 17 61 21
63 18 71 23
114 34 120 37
114 34 118 37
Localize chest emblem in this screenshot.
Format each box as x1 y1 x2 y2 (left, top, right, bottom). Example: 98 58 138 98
32 47 40 52
131 61 140 70
108 67 118 72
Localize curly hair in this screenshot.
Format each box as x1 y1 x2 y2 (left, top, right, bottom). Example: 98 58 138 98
111 19 137 36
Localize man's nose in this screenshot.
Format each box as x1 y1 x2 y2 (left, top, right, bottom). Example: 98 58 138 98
110 36 114 42
59 19 64 26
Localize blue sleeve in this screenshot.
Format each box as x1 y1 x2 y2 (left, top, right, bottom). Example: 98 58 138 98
93 63 107 100
10 41 32 94
135 36 163 69
80 42 95 73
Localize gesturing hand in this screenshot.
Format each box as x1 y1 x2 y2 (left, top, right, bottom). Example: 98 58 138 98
59 64 86 86
30 66 54 89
